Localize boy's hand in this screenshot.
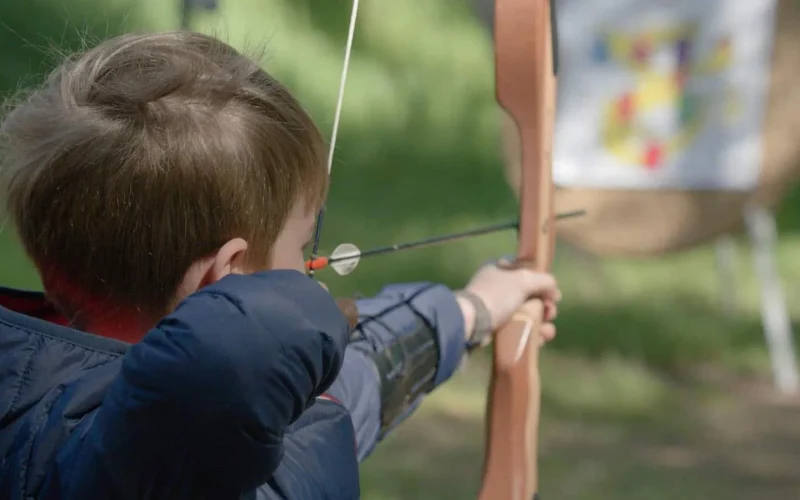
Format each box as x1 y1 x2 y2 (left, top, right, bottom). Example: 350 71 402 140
458 260 561 347
317 281 359 329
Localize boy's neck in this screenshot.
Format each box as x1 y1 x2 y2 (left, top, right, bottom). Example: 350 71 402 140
88 322 148 344
79 311 152 344
37 270 156 343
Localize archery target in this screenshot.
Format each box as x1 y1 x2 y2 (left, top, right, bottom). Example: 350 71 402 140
490 0 800 257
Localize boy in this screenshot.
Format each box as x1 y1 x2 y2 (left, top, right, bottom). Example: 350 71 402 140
0 32 560 499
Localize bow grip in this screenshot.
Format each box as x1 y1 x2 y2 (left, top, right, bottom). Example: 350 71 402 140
478 298 543 500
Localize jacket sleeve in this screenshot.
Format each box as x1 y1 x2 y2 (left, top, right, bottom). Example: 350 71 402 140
324 283 466 461
55 270 350 499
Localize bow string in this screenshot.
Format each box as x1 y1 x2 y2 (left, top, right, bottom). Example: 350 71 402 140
307 0 360 276
311 2 560 499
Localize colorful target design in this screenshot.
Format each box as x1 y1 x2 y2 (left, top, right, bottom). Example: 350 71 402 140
593 25 740 170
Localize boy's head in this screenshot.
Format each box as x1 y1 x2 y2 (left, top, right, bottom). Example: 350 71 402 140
1 32 328 330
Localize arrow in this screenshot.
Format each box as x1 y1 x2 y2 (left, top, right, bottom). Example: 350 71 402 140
306 209 586 275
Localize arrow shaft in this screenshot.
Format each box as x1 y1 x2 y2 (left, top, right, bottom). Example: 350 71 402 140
327 209 584 264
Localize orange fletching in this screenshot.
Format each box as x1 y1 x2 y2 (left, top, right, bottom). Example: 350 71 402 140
305 257 329 271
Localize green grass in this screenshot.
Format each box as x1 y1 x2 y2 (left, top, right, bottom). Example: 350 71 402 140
2 1 800 498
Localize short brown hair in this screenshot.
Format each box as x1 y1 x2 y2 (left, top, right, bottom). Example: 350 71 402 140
1 32 328 322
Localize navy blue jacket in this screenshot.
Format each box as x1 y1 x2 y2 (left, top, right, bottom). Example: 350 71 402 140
0 270 467 499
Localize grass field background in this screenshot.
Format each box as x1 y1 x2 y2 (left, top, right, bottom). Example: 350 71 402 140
1 1 800 498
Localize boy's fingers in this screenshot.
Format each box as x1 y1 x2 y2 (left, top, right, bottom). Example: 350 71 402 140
543 301 558 322
490 263 562 304
538 323 556 345
495 257 515 269
517 299 557 322
519 270 558 300
539 288 562 304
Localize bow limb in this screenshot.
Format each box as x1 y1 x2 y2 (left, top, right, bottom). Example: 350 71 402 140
478 0 558 499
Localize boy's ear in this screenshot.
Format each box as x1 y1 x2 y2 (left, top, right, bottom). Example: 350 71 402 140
207 238 249 283
175 238 250 302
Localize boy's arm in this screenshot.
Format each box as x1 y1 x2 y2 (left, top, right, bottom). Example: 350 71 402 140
58 270 350 498
324 283 469 461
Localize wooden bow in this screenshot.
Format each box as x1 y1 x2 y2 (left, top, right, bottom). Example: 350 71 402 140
305 0 558 496
478 0 558 499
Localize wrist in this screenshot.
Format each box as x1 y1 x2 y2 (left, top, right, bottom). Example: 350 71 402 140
454 289 493 351
455 293 477 342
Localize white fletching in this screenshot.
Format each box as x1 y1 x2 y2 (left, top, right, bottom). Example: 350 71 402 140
329 243 362 276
